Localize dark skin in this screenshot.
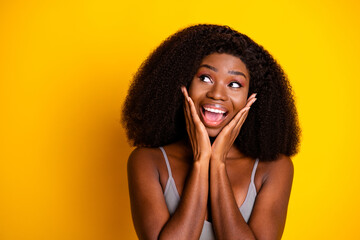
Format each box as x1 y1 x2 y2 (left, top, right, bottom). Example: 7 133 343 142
127 53 294 240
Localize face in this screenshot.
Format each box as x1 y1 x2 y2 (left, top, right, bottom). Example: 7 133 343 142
188 53 250 137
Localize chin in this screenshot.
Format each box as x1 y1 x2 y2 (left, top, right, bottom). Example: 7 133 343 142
206 127 222 138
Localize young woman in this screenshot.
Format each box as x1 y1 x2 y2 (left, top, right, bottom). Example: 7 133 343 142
123 24 300 240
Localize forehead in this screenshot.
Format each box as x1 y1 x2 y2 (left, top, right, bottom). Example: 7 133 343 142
199 53 249 77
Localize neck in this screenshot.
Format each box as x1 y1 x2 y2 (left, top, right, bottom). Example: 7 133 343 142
183 136 246 159
209 137 216 145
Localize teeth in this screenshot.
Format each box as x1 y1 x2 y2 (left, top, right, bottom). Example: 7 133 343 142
204 107 226 114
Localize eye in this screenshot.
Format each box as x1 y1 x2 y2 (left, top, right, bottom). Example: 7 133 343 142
199 75 212 83
228 81 242 88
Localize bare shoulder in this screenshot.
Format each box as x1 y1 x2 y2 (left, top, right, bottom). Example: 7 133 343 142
127 147 163 176
268 154 294 178
258 154 294 192
272 154 294 177
128 147 160 164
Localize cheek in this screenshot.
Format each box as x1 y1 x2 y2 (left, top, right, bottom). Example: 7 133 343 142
188 79 200 99
232 94 248 110
239 99 248 109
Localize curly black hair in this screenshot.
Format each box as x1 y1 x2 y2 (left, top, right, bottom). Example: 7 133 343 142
122 24 300 161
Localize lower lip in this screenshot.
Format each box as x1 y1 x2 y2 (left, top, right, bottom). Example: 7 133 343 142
200 108 228 127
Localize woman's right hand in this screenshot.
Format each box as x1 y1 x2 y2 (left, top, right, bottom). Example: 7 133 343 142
181 86 211 162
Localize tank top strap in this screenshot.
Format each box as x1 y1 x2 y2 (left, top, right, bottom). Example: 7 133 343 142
251 158 259 183
159 147 173 178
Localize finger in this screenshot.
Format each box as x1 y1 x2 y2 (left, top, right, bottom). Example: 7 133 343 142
183 88 205 151
217 107 247 139
219 93 256 136
229 106 249 128
232 106 250 125
187 96 204 128
182 88 190 120
234 107 250 131
181 86 192 119
247 93 257 101
245 92 257 105
224 107 249 138
182 87 194 137
182 87 211 156
181 86 202 126
230 112 249 143
182 86 208 135
182 86 196 127
245 97 257 108
213 108 248 155
181 86 190 99
183 104 191 134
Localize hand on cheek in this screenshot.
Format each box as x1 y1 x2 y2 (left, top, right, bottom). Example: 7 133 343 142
211 93 257 162
181 86 212 161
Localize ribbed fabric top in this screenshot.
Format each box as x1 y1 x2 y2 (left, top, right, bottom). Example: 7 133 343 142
159 147 259 239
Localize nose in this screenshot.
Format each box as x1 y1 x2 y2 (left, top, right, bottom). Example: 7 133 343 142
206 82 228 101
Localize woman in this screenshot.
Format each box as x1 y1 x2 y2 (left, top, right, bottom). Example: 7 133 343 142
123 24 300 240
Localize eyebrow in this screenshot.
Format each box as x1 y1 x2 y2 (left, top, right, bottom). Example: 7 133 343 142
199 64 247 79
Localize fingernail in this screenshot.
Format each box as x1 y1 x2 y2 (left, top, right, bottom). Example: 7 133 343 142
254 93 257 97
187 97 191 102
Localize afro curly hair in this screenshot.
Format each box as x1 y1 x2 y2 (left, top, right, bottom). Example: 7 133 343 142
122 24 301 161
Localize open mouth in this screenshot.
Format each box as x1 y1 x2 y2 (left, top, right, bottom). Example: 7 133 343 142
201 105 229 127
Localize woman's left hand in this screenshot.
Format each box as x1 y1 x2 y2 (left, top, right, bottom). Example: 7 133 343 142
211 93 257 162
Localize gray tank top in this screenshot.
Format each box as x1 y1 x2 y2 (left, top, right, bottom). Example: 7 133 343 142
159 147 259 239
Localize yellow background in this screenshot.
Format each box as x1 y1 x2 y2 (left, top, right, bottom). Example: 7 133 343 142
1 0 359 239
